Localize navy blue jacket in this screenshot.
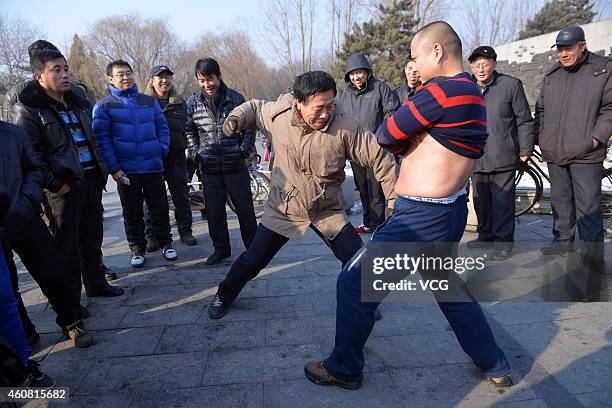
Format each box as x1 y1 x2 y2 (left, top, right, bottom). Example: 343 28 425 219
93 85 170 175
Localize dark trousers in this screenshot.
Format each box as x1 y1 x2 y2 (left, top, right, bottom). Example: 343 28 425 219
117 172 172 251
3 216 81 331
547 162 604 243
202 170 257 253
472 171 515 246
351 162 386 229
146 162 193 242
46 173 108 302
218 223 363 305
322 195 510 381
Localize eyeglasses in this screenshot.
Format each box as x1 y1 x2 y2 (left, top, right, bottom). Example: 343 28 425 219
113 72 133 78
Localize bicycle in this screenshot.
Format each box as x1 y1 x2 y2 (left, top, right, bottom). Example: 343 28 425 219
514 146 612 217
173 154 271 220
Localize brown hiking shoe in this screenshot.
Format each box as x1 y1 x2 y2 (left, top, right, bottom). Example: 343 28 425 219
64 321 95 348
304 361 362 390
488 374 513 388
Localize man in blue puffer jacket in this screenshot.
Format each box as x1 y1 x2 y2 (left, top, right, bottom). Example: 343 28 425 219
93 60 176 268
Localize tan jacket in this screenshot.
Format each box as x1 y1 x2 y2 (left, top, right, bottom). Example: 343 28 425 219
228 93 397 241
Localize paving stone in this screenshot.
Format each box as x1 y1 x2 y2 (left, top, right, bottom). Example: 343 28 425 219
390 363 539 408
265 316 336 347
118 302 205 328
76 352 205 395
202 345 321 385
263 372 403 408
266 275 337 296
211 294 314 322
156 320 266 353
44 326 165 361
129 384 263 408
59 393 133 408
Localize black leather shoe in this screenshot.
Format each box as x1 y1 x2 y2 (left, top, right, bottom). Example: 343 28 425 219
466 239 493 249
86 285 125 298
491 249 513 261
206 251 231 265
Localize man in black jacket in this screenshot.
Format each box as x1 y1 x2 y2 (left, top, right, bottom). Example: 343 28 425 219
0 120 94 348
467 46 534 260
186 58 257 265
145 65 196 249
336 53 399 234
11 50 124 302
534 26 611 258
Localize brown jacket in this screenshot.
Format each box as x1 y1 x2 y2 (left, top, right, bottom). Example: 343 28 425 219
534 51 612 165
228 93 397 241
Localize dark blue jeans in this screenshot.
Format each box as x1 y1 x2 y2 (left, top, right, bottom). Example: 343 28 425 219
323 195 511 381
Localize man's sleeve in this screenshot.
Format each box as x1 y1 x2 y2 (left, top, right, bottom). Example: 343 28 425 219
592 63 612 145
228 94 289 143
92 102 121 174
533 81 545 146
345 126 397 205
377 82 446 155
153 99 170 156
185 98 200 160
11 103 63 192
511 79 535 156
380 82 401 118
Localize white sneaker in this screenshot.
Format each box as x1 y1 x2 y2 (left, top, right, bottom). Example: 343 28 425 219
131 251 145 268
161 245 178 261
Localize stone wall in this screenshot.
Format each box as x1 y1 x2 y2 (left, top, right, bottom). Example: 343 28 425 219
492 49 612 110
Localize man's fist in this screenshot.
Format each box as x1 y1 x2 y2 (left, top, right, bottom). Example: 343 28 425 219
223 116 241 137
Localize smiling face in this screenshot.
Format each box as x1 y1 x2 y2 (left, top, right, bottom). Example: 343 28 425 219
349 68 369 90
35 57 70 96
109 65 134 91
152 72 173 96
470 56 496 83
196 73 221 96
296 90 336 130
557 42 586 68
405 60 420 88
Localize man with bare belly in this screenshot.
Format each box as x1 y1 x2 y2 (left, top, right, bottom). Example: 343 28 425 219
304 21 513 390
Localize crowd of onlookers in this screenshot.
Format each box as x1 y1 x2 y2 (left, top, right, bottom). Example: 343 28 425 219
0 22 609 390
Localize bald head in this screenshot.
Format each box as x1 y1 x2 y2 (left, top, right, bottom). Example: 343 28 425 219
413 21 462 62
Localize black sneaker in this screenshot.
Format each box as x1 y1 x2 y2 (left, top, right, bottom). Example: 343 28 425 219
208 294 228 319
24 360 55 387
466 239 493 249
180 234 197 246
205 251 231 265
541 241 574 255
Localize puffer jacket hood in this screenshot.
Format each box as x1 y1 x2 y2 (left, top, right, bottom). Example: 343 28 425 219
344 53 372 82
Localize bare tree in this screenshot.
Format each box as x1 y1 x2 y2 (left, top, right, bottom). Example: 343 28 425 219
462 0 536 52
413 0 447 28
0 15 42 92
85 14 180 90
258 0 317 78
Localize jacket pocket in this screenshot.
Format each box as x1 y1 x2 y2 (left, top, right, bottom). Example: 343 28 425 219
563 124 592 158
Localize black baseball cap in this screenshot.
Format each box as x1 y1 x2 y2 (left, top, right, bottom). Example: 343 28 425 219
552 26 585 48
150 65 174 77
468 46 497 63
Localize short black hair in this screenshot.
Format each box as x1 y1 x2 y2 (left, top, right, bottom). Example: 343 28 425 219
106 60 132 76
291 71 337 103
30 50 66 74
194 58 221 78
28 40 58 59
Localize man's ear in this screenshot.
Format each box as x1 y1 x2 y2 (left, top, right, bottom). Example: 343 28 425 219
33 72 43 83
433 43 444 63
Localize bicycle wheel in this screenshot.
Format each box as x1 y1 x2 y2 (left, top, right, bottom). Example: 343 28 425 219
515 165 543 217
226 170 271 219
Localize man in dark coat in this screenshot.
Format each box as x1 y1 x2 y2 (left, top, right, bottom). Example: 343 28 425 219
335 53 399 234
145 65 196 249
534 26 611 258
11 50 124 302
393 56 421 102
467 46 534 260
186 58 257 265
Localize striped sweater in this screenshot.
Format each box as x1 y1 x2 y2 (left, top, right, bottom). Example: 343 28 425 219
377 72 487 159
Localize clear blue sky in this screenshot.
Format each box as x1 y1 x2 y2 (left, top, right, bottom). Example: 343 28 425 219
2 0 260 52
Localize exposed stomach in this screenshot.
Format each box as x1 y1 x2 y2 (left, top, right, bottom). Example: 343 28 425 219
395 134 476 198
